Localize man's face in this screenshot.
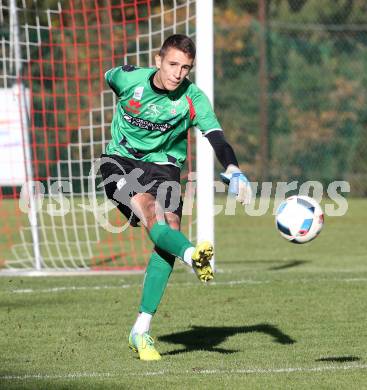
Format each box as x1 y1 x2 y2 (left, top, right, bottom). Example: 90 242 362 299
154 48 194 91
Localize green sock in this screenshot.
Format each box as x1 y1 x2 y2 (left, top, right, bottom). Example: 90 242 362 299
149 222 193 259
139 249 175 314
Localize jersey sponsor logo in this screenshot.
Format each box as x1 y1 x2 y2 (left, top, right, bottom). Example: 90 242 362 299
171 99 181 107
133 86 144 100
123 112 173 132
170 100 182 115
125 99 142 114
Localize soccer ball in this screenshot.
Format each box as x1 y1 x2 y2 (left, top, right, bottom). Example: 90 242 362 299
275 195 324 244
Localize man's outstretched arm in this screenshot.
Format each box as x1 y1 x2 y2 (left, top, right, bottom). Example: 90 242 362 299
205 130 252 205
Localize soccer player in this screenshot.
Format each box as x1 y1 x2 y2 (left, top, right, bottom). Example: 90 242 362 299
100 34 252 361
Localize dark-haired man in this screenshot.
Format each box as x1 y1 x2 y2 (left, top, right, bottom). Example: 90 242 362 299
100 34 252 360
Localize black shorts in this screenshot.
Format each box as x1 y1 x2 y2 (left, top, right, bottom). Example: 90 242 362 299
99 154 183 227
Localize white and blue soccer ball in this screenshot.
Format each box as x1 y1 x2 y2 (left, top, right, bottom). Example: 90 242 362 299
275 195 324 244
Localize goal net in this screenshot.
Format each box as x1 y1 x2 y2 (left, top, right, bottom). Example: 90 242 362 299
0 0 196 272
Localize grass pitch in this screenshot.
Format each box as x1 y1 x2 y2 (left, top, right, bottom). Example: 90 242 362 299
0 198 366 389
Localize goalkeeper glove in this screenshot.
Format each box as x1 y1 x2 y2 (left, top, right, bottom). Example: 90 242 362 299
220 165 252 205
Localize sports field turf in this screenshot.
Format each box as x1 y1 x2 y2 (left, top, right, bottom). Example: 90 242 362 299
1 198 366 389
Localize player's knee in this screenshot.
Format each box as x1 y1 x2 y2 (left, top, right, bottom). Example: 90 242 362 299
134 199 161 230
165 212 180 230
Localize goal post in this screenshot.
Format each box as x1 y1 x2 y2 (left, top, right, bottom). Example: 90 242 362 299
0 0 214 273
195 0 215 268
9 0 43 271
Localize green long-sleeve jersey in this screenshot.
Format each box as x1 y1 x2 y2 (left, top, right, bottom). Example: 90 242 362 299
104 66 222 168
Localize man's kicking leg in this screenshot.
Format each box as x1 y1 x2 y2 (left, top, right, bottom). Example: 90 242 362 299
131 193 214 283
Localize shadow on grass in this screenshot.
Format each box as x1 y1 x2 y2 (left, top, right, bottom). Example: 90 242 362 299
268 260 310 271
222 259 310 271
159 323 296 356
316 356 361 363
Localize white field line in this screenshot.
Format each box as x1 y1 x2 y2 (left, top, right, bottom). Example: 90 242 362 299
1 364 367 381
8 276 367 294
191 364 367 375
11 284 135 294
0 372 112 380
